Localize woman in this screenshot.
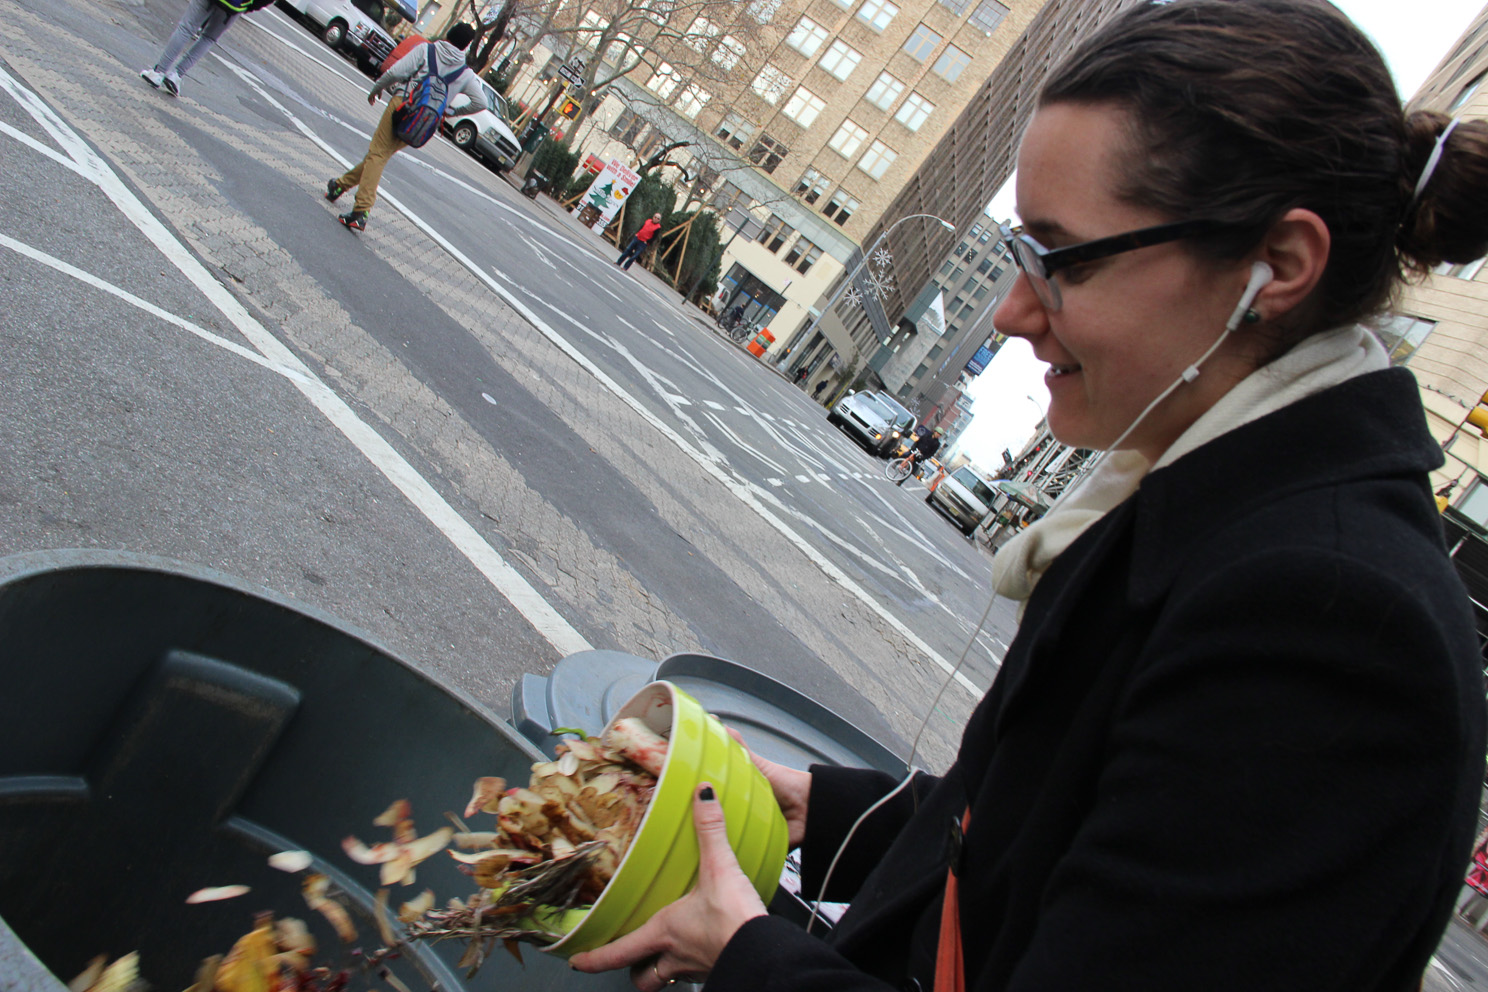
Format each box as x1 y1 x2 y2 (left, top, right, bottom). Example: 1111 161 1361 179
572 1 1488 989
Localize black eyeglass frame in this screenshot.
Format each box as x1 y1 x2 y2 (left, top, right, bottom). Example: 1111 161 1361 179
997 218 1225 309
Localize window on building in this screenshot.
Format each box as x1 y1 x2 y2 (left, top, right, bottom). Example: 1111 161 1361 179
978 228 993 243
1375 314 1436 363
1435 257 1488 280
747 133 789 173
747 0 781 23
675 83 710 119
894 91 935 131
939 259 955 276
794 167 830 204
857 139 896 180
967 0 1008 34
973 284 990 300
710 180 749 213
969 223 983 238
954 241 968 257
822 188 859 225
964 249 977 264
685 16 718 51
610 108 644 143
715 113 755 150
991 266 1003 280
647 62 681 99
578 10 609 49
828 119 869 158
1450 72 1486 112
933 44 971 83
786 15 829 57
960 302 976 317
819 40 863 81
864 71 905 110
604 32 641 68
752 64 792 104
785 238 823 273
976 257 993 274
903 23 941 61
928 343 945 360
949 265 964 281
937 0 971 12
712 35 745 70
857 0 899 31
913 362 931 380
783 87 826 127
757 215 796 253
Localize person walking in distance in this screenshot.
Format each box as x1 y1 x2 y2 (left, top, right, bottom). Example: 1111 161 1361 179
325 22 486 233
812 379 830 402
897 427 943 486
617 213 663 270
139 0 274 97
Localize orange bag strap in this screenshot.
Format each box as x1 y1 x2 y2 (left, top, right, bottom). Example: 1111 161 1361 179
934 810 971 992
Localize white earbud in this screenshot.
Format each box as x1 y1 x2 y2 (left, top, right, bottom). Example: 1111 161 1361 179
1225 260 1275 332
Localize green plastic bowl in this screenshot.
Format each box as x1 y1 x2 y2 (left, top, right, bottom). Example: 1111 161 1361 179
542 680 789 956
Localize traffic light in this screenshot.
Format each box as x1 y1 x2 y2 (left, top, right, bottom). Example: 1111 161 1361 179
1467 389 1488 437
558 98 581 120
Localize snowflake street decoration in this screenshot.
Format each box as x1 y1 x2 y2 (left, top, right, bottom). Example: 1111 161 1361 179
843 244 900 315
866 269 896 300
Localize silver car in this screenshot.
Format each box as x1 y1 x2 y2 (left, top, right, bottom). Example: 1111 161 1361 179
444 81 523 173
828 391 896 453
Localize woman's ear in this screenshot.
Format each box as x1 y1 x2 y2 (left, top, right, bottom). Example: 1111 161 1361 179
1253 208 1331 320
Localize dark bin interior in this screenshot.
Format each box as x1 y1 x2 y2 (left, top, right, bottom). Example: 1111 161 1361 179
0 551 631 992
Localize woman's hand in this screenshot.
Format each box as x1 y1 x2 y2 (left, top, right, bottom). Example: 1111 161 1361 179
367 91 380 106
569 784 767 991
728 727 810 848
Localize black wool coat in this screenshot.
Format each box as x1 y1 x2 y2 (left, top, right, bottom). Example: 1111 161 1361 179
709 368 1486 992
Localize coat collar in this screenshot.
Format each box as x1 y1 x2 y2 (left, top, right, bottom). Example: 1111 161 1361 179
1127 368 1443 606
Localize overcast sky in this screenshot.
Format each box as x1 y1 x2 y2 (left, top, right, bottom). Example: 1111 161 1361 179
952 0 1485 469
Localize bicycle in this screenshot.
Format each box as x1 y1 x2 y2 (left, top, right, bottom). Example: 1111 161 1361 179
885 453 916 483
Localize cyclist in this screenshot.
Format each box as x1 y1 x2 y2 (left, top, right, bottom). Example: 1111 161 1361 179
896 427 943 486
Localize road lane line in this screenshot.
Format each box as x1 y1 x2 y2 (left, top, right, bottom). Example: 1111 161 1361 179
0 232 311 384
207 58 989 697
0 65 593 658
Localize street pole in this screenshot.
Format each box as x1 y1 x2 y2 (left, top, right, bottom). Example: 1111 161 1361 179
812 213 958 404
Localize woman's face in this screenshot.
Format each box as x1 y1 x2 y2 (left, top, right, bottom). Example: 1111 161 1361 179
993 102 1262 463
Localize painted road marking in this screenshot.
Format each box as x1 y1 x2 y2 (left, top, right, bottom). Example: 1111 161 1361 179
214 58 989 696
703 400 725 410
0 65 593 659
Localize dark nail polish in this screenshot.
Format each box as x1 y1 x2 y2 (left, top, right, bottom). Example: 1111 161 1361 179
699 785 715 801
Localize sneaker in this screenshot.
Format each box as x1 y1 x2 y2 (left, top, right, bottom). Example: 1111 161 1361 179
325 179 347 203
140 68 164 88
162 74 179 97
338 210 368 232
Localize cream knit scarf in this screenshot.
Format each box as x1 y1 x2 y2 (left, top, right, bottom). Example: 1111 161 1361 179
990 324 1390 606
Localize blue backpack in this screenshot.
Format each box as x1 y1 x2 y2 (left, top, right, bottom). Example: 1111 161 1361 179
391 44 468 148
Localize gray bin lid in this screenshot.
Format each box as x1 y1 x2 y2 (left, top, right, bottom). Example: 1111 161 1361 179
512 650 906 776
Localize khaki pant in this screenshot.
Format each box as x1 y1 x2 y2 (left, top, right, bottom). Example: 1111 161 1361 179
337 99 407 214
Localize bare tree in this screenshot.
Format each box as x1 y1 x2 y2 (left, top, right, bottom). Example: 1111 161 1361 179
512 0 775 134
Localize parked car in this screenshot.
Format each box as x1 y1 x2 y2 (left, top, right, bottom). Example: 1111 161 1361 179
442 80 522 173
926 466 999 536
277 0 412 75
827 391 897 453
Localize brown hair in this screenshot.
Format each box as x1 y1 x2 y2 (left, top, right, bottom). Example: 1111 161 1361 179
1040 0 1488 347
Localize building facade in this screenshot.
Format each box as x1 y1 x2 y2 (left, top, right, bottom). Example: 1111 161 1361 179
794 0 1144 387
1396 4 1488 524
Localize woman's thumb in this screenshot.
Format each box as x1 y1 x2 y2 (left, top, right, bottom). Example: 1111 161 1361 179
692 783 734 873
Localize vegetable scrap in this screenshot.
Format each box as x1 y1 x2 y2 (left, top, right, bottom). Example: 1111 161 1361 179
349 717 671 973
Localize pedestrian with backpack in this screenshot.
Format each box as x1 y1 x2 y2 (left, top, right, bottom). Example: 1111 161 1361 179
139 0 275 98
325 22 486 233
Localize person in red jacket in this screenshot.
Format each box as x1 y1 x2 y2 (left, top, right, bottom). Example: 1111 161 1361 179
617 213 663 270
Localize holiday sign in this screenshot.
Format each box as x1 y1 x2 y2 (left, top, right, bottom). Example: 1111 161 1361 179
587 158 641 233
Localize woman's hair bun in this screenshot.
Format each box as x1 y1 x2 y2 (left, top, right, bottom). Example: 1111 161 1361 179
1400 111 1488 270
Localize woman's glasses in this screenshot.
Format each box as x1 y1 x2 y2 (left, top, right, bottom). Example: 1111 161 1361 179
997 219 1223 311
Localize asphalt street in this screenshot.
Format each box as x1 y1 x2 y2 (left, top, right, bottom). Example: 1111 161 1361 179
0 0 1018 777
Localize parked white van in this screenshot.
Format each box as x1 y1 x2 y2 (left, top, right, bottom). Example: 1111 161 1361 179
278 0 413 75
926 466 999 536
